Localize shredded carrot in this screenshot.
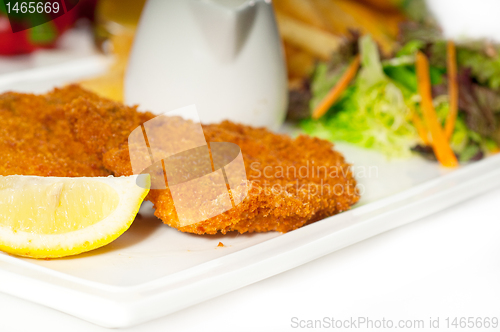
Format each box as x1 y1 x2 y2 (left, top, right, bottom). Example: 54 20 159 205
415 51 458 168
312 55 360 119
444 40 458 139
410 107 430 145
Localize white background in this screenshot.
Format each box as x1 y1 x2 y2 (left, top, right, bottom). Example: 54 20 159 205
1 0 500 331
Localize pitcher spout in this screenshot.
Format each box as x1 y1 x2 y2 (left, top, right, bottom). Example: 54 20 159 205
191 0 259 62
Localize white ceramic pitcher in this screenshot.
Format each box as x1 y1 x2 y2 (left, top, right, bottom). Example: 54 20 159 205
125 0 288 130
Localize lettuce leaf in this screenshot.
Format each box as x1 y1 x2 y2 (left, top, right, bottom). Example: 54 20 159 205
302 35 498 161
302 36 418 158
457 46 500 91
428 41 500 91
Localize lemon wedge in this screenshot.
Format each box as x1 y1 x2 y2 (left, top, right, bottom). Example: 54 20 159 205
0 175 150 258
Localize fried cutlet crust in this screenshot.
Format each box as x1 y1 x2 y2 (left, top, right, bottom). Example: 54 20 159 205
104 121 359 234
1 85 359 234
0 85 154 177
0 86 108 176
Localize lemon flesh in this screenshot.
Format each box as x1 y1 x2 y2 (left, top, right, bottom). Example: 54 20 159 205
0 175 150 258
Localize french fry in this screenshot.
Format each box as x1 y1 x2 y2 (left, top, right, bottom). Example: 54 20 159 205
275 12 342 61
80 71 124 102
284 42 316 79
311 0 357 36
79 31 135 102
288 77 305 90
382 12 407 39
312 0 396 55
355 0 405 12
334 0 396 53
273 0 330 32
283 42 298 58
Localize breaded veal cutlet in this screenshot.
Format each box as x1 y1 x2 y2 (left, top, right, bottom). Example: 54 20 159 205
0 85 359 234
0 85 153 176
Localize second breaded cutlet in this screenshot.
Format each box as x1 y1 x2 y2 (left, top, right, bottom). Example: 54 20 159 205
0 85 359 234
104 122 360 234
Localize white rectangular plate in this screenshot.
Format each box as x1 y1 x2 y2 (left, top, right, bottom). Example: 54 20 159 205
0 60 499 328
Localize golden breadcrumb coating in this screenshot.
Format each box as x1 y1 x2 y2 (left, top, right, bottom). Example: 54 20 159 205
104 121 359 234
0 86 108 176
1 85 359 234
0 85 153 176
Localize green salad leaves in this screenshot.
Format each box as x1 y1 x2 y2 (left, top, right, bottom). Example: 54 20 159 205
300 33 500 162
303 36 417 157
